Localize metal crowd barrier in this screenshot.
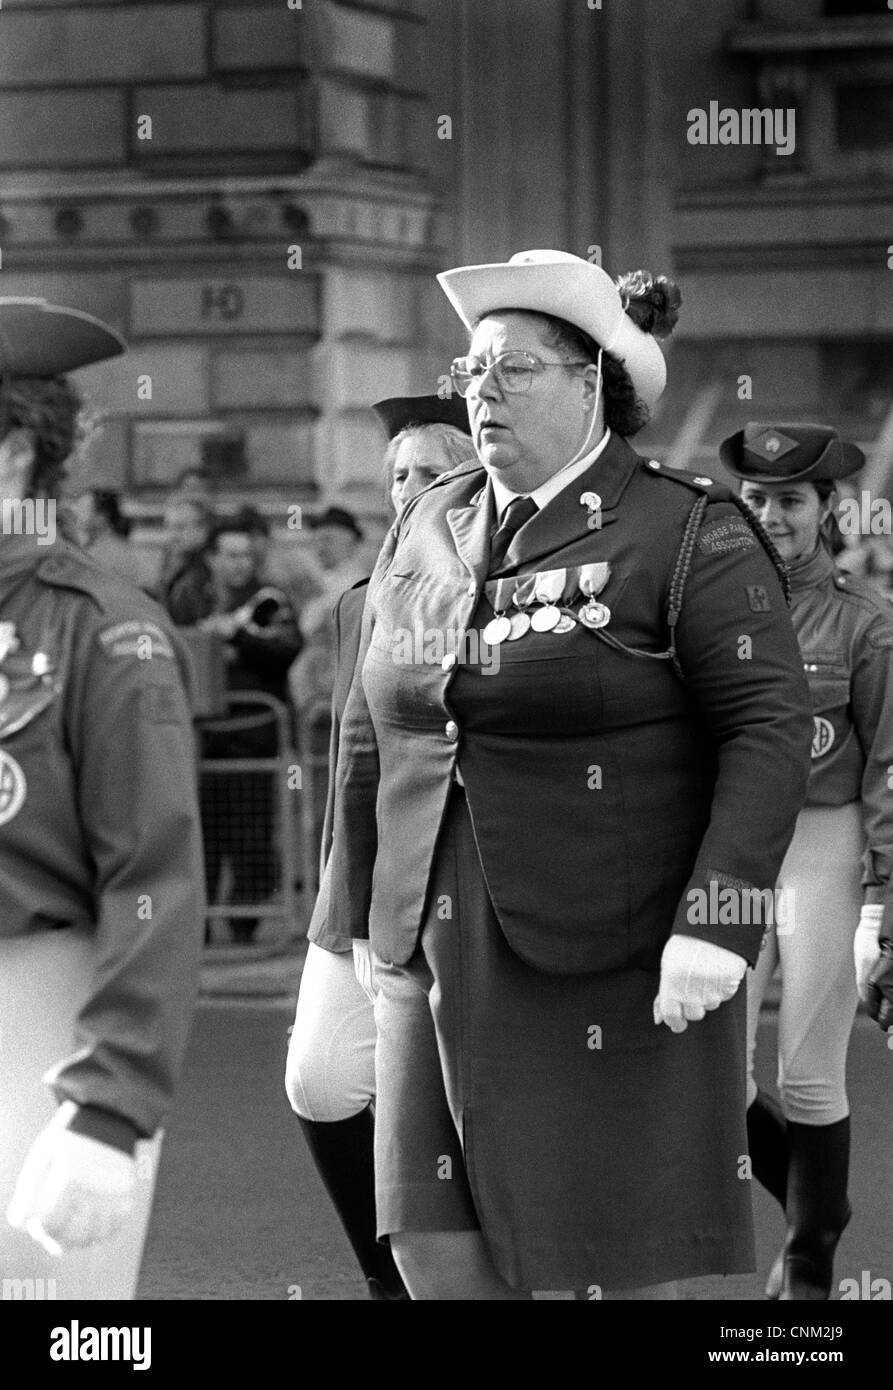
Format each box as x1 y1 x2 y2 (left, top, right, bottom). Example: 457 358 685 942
197 691 302 947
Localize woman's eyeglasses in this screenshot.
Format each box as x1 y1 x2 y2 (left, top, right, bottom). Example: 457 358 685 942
449 350 591 398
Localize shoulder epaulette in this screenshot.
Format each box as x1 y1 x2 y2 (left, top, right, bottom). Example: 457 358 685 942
37 547 113 611
38 545 170 622
641 459 733 499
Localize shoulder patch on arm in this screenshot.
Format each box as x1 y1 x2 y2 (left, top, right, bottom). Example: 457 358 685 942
97 619 175 660
866 622 893 651
697 516 758 556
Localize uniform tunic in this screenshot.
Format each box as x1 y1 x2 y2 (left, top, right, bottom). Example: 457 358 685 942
791 543 893 897
328 432 815 1287
0 533 205 1295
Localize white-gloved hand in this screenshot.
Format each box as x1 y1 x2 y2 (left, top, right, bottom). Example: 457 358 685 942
653 933 748 1034
854 903 884 1003
352 938 377 1005
6 1103 136 1256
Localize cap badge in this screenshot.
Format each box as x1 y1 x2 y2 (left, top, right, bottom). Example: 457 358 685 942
748 429 799 464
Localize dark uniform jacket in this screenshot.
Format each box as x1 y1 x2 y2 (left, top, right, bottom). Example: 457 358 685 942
328 432 814 975
306 581 368 954
791 543 893 905
0 534 205 1143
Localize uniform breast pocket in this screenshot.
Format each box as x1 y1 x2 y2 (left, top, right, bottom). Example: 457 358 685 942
802 659 850 761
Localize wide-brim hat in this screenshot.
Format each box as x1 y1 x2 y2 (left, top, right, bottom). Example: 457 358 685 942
373 393 472 440
0 297 126 376
309 505 364 540
720 423 865 483
436 249 667 408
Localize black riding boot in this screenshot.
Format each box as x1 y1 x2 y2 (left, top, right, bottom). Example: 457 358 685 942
297 1107 408 1300
747 1090 788 1208
777 1116 852 1302
747 1090 790 1299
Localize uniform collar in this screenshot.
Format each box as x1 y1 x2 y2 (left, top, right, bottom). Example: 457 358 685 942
445 432 642 583
490 428 612 521
786 541 835 595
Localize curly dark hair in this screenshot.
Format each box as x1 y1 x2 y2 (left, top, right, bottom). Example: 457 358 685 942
2 374 83 496
525 314 647 437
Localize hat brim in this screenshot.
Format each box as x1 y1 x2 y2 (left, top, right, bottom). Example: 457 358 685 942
373 393 472 440
0 298 126 377
436 260 667 408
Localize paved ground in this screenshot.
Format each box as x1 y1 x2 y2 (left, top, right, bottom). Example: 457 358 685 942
137 970 893 1301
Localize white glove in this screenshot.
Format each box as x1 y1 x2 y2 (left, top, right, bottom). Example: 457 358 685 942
653 934 747 1034
854 903 884 1003
352 939 377 1005
6 1103 136 1256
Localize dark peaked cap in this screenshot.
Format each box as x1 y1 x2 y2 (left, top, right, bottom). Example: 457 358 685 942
372 393 472 440
0 297 126 377
720 422 864 484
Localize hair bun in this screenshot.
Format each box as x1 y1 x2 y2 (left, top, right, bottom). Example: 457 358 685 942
615 270 681 339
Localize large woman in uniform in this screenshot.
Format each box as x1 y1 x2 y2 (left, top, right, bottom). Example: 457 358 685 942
0 298 205 1299
285 394 474 1300
326 250 815 1298
726 423 893 1300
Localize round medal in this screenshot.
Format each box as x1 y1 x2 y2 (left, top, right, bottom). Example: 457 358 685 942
507 611 531 640
579 601 611 630
483 615 512 645
531 604 561 632
552 614 577 634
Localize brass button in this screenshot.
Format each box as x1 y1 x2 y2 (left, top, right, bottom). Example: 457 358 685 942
445 720 459 742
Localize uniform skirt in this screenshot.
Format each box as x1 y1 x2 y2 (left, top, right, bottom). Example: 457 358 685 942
373 784 755 1293
0 929 162 1300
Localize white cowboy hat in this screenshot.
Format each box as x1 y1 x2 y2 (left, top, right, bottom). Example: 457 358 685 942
437 249 667 408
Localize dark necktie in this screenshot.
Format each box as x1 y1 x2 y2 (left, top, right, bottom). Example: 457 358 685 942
489 495 538 572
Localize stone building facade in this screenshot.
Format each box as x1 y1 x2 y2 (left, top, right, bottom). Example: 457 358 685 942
0 0 890 524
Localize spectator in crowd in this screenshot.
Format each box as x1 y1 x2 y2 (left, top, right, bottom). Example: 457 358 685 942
172 464 213 501
168 515 303 945
157 495 214 609
67 487 158 593
288 506 367 717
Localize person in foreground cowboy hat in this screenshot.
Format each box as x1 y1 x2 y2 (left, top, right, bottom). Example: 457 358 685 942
0 298 205 1297
725 422 893 1300
325 250 814 1298
285 395 474 1299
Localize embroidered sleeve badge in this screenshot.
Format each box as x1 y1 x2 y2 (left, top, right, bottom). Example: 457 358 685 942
697 518 758 556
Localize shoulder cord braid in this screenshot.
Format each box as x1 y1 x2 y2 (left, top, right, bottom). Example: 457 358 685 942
663 492 791 682
666 495 709 682
724 491 792 605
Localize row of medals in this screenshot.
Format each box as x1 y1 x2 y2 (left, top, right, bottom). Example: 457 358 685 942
481 562 611 645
